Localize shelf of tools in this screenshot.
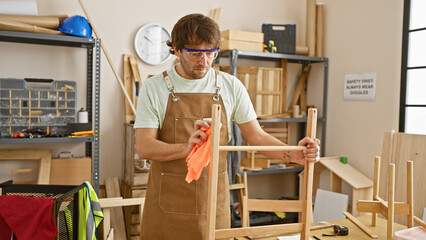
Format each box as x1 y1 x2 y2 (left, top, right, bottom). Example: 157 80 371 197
0 30 101 191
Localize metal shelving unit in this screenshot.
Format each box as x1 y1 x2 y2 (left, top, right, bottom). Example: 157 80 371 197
217 49 328 156
217 49 328 226
0 30 101 191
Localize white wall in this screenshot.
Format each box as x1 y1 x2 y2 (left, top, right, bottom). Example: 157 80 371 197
0 0 404 183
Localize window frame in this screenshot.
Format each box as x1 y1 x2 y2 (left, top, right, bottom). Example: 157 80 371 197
399 0 426 132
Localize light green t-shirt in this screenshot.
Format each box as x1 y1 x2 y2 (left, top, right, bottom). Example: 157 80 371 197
134 64 257 138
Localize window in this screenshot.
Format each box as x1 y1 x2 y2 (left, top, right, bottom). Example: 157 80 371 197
400 0 426 134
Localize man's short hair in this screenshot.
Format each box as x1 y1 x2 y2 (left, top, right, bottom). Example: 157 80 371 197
167 13 220 55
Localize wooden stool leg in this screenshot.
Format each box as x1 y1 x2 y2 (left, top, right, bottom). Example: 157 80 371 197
407 160 414 228
387 163 395 240
206 104 222 240
301 108 317 240
372 156 381 226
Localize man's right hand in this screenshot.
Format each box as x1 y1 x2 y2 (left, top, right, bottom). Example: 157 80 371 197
186 120 211 155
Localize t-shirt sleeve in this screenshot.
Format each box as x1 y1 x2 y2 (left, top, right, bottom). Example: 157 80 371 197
231 76 257 124
134 79 160 129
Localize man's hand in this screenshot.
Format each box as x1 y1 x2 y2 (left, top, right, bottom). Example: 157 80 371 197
298 137 320 163
185 120 211 155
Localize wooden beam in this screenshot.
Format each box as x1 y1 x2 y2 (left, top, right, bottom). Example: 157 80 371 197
219 146 306 152
407 160 414 228
247 199 303 213
215 223 303 239
372 156 381 226
388 163 395 240
357 200 410 216
206 104 222 240
0 149 51 184
343 212 378 239
105 178 127 240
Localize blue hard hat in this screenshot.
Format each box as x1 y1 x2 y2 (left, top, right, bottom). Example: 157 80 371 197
58 15 92 38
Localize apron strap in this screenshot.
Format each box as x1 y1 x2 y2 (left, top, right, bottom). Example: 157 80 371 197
213 69 221 102
162 71 179 102
162 69 222 102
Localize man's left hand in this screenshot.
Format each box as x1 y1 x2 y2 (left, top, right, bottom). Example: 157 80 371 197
298 137 320 163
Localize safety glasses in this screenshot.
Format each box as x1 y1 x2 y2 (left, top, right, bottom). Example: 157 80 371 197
182 47 220 61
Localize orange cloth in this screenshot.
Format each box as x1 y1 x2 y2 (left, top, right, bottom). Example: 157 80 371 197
185 124 221 183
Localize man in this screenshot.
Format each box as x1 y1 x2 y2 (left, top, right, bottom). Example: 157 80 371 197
134 13 320 240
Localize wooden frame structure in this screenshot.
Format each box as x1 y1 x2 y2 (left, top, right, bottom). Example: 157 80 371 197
206 104 317 239
357 157 425 239
299 156 373 216
99 197 145 240
0 149 51 184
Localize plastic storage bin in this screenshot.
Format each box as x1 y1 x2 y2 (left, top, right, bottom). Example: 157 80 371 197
395 226 426 240
0 78 77 137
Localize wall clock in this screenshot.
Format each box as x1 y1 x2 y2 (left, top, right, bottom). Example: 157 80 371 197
134 23 171 65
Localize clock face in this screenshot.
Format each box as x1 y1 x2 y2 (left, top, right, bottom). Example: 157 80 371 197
134 23 171 65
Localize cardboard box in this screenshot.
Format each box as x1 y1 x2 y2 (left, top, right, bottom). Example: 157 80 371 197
220 29 264 52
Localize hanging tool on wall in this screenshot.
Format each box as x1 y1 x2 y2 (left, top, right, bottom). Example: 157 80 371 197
122 54 143 123
129 56 142 109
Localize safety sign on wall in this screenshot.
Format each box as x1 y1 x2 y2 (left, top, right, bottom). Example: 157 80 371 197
343 73 376 101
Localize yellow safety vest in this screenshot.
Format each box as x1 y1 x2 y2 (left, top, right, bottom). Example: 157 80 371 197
78 182 104 240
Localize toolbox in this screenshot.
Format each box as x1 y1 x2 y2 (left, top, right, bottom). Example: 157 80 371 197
0 78 77 137
262 24 296 54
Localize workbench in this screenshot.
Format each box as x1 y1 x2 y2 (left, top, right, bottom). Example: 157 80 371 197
235 215 407 240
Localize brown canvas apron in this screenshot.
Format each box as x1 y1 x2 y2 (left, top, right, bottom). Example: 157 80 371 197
140 70 230 240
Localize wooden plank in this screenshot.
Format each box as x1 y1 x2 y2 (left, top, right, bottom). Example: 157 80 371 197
306 0 316 56
343 212 378 239
407 160 414 228
50 157 91 185
240 158 270 169
105 178 127 240
330 172 342 193
288 65 311 112
357 201 410 216
99 197 145 208
215 223 303 239
315 3 324 57
372 156 381 226
281 59 287 113
379 131 393 201
206 104 222 240
319 157 374 189
209 8 221 24
380 132 426 225
0 149 51 184
247 199 303 212
221 29 263 43
352 188 373 216
124 123 135 186
220 39 263 52
388 164 395 240
122 54 134 123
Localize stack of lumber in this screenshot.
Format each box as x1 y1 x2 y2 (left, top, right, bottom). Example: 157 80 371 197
122 123 148 239
220 29 264 52
0 14 68 35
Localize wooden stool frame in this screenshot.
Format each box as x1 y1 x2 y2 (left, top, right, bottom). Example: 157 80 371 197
206 104 317 240
357 157 426 239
